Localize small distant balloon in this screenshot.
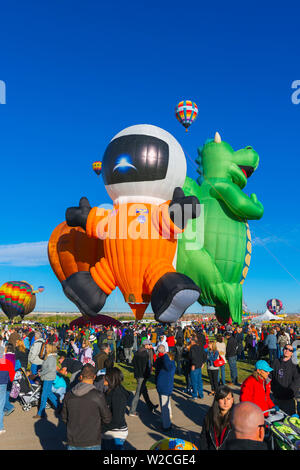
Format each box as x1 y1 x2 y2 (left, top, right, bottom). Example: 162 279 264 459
38 286 45 293
92 161 102 176
266 298 283 315
175 100 198 131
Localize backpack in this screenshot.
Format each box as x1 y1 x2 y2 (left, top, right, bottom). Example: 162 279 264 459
39 342 46 360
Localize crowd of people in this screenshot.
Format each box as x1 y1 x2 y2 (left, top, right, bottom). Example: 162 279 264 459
0 317 299 450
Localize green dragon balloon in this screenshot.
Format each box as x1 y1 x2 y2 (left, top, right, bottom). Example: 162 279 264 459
176 132 264 325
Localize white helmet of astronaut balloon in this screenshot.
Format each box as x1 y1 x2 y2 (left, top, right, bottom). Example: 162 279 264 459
101 124 187 203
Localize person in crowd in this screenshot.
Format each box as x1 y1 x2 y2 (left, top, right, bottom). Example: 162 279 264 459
277 329 289 359
199 385 235 450
235 327 245 360
216 335 226 386
264 328 277 364
3 343 16 417
71 338 94 366
14 339 29 371
52 373 67 404
101 367 130 450
271 343 300 415
121 329 134 364
166 328 176 355
188 335 206 400
206 341 220 396
154 345 176 431
57 351 83 388
240 360 274 416
0 348 15 434
224 401 268 450
61 364 112 450
129 339 158 416
225 332 239 386
33 344 59 419
28 331 45 375
94 343 112 372
8 328 20 350
245 328 257 361
156 335 169 353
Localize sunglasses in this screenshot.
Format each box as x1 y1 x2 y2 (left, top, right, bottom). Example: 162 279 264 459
284 347 293 352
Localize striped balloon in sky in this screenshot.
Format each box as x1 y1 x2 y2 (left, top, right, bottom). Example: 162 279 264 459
175 100 198 131
0 281 37 319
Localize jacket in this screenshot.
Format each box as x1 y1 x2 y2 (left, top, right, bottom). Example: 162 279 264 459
155 353 176 396
61 383 112 447
28 339 45 365
224 438 268 450
199 420 235 450
206 350 219 370
0 358 15 385
264 334 277 350
132 347 151 379
102 385 130 433
122 332 134 349
39 354 57 381
188 344 206 369
240 374 274 415
94 352 109 372
225 337 238 358
271 358 300 400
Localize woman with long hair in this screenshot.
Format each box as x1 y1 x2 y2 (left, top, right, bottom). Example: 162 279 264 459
101 367 130 450
33 343 59 419
15 339 29 371
199 385 235 450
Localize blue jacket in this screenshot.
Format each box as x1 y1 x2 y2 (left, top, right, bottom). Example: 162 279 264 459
155 354 176 396
264 334 277 350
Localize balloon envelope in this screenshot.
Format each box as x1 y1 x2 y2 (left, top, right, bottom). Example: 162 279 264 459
266 298 283 315
69 314 122 329
92 161 102 176
0 281 37 319
175 100 198 130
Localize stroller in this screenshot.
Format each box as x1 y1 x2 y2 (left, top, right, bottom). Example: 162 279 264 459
265 408 300 450
13 368 50 412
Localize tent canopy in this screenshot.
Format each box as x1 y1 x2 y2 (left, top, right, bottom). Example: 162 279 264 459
69 314 122 329
252 310 280 323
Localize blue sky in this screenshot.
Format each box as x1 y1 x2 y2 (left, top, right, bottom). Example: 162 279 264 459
0 1 300 314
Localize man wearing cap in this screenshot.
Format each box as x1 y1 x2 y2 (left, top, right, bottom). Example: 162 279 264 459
271 343 300 415
240 360 274 416
129 339 158 416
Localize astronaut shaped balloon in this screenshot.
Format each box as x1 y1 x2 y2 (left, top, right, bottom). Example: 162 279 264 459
49 125 201 323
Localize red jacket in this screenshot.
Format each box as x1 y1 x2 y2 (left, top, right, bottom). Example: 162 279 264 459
240 374 274 416
0 358 15 385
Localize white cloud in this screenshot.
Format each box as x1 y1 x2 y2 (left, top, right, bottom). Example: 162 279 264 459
252 235 286 246
0 241 49 267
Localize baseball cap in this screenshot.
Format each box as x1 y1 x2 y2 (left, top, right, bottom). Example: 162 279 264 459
142 339 152 345
255 360 273 372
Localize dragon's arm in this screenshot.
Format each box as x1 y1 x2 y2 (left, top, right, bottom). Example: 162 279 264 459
210 182 264 220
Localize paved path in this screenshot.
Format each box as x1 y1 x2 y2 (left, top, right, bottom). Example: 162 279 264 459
0 384 242 450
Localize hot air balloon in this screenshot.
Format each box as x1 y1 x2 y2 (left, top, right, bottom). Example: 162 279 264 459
92 161 102 176
175 100 198 131
0 281 39 320
267 298 283 315
48 124 201 323
38 286 45 293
